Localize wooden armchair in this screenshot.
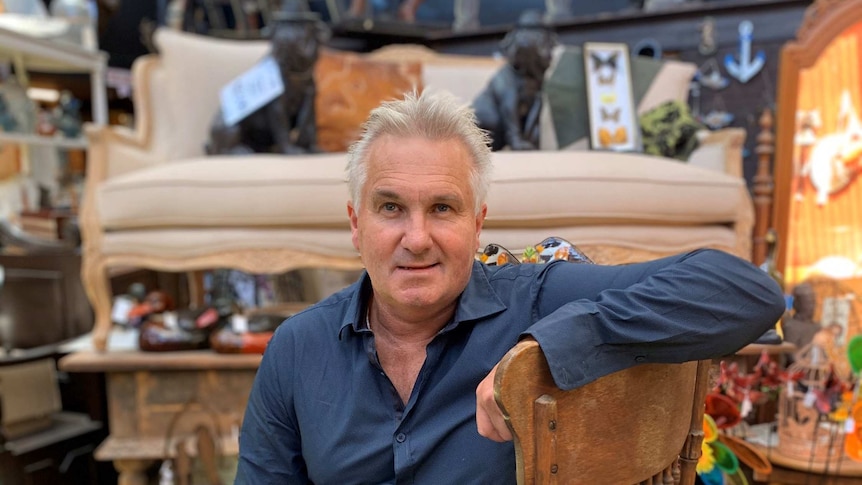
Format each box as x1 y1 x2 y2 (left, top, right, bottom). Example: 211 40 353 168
494 340 711 485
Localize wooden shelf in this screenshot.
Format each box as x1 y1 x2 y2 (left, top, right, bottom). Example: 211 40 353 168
59 348 263 373
2 411 102 456
0 131 87 149
94 435 239 461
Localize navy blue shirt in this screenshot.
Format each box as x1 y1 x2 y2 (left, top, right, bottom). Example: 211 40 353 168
235 249 785 484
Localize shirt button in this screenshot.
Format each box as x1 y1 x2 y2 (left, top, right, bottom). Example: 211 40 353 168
635 355 647 363
395 433 406 443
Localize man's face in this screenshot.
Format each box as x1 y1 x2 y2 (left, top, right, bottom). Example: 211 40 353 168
348 135 487 317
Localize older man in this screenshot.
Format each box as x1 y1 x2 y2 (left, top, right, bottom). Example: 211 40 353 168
235 91 785 483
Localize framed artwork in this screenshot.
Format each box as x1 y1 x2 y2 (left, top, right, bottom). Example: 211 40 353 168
583 42 640 152
772 0 862 289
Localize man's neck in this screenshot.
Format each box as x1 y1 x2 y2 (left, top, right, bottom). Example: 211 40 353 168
369 298 454 344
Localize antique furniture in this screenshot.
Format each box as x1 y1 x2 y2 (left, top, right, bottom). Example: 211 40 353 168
495 339 711 485
80 27 756 351
59 349 259 485
772 0 862 290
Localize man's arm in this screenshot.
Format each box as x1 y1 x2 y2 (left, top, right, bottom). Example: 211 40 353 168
527 248 785 390
235 328 309 484
477 249 785 441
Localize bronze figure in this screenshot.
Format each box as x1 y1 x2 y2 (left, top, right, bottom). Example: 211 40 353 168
207 0 330 155
472 10 557 151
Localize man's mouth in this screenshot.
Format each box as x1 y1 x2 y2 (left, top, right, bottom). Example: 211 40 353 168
397 263 439 271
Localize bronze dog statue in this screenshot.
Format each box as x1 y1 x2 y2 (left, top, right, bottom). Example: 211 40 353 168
207 1 330 155
472 10 557 151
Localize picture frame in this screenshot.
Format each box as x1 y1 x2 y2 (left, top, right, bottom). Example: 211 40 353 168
772 1 862 289
583 42 640 152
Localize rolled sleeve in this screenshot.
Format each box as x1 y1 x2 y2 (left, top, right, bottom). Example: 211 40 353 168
523 249 786 390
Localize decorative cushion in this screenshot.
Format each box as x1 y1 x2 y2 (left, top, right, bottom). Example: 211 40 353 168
98 150 746 233
639 100 704 160
314 49 423 153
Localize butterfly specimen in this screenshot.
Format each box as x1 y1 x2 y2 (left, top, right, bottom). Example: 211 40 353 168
591 52 619 85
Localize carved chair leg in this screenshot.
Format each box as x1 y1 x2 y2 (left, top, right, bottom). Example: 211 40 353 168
114 459 153 485
81 256 113 351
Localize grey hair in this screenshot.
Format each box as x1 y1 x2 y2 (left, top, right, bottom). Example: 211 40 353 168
345 90 492 214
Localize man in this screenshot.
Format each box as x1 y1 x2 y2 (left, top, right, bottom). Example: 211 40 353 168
235 91 785 483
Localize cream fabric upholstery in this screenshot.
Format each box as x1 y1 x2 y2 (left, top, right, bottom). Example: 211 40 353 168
80 29 755 350
97 150 746 232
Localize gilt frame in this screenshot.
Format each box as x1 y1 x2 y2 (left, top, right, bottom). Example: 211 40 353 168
773 0 862 287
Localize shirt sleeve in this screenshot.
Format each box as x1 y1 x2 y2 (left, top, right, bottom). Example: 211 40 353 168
235 325 310 484
522 248 786 390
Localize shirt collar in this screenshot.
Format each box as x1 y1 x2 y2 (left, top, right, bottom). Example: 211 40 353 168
338 261 507 339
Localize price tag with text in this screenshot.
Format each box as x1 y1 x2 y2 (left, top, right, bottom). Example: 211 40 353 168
219 55 285 126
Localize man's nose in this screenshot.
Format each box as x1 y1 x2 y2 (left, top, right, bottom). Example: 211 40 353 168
401 213 433 253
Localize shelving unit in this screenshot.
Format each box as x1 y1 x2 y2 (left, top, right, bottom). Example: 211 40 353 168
0 24 107 125
0 25 108 217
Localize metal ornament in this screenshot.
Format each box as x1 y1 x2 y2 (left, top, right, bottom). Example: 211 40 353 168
724 20 765 83
696 58 729 90
699 16 717 56
701 110 734 130
700 95 734 130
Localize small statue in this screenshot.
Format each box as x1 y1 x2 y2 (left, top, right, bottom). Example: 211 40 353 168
206 0 330 155
472 10 557 151
53 90 83 138
0 94 18 132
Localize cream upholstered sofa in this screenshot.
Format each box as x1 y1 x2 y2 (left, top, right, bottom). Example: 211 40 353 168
80 29 753 350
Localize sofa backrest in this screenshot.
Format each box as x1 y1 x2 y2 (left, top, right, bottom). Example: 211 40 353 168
151 29 269 161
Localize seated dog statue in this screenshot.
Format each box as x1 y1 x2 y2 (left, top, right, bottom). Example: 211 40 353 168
472 10 557 151
207 1 330 155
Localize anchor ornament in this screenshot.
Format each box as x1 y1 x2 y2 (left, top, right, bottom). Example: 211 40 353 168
724 20 765 83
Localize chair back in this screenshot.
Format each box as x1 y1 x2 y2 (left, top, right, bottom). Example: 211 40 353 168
494 339 711 485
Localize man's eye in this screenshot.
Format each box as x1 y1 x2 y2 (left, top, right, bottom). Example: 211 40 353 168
435 204 451 213
382 203 398 212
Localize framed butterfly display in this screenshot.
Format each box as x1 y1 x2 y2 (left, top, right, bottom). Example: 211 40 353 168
583 42 640 152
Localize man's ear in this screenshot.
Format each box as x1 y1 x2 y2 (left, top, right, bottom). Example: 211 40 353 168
348 201 360 252
475 203 487 247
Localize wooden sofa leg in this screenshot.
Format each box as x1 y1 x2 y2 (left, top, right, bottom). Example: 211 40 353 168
81 257 113 351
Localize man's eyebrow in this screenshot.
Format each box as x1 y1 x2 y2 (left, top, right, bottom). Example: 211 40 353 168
370 189 402 202
370 190 464 205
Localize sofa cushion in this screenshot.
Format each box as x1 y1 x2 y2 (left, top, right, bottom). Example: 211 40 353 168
97 154 351 230
484 151 747 228
98 151 747 234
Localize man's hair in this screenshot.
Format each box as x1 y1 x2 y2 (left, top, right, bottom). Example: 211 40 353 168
346 90 492 214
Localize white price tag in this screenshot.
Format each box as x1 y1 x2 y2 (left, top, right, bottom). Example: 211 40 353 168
219 55 285 126
231 314 249 334
111 295 136 325
162 311 179 330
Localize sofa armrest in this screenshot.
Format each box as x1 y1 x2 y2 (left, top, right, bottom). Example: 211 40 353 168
687 128 746 178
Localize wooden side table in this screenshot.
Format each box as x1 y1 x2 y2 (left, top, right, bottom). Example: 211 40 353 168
58 350 261 485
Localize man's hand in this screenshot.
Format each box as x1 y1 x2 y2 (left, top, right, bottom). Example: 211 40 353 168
476 362 513 442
